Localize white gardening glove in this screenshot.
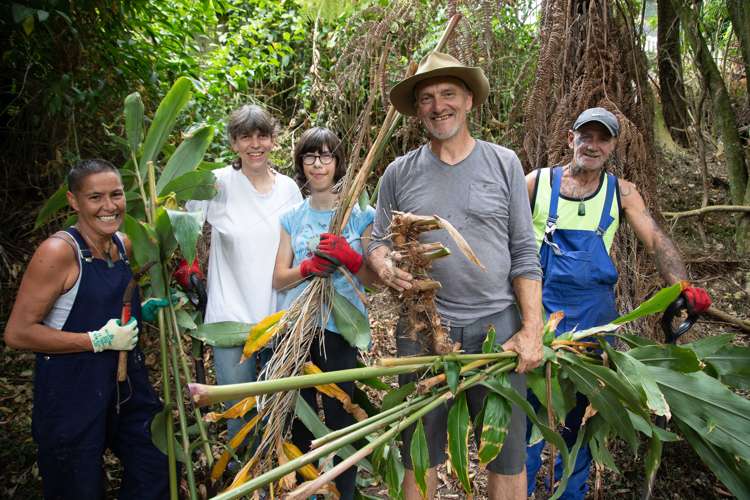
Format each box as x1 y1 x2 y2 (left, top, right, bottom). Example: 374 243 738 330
88 318 139 352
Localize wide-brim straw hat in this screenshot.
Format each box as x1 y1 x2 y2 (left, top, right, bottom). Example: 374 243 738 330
389 51 490 116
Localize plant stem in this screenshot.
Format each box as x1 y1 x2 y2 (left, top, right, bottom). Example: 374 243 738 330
190 364 426 406
165 317 198 499
378 351 517 367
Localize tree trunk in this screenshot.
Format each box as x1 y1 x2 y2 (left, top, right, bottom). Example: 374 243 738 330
674 0 750 253
727 0 750 101
657 0 689 147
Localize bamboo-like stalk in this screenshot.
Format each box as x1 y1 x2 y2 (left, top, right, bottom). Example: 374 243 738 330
546 361 556 494
378 351 517 367
148 163 198 499
190 364 426 406
417 358 515 393
148 161 178 500
167 293 213 465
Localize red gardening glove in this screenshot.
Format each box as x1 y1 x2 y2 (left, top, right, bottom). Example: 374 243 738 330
682 286 711 314
173 258 204 290
299 255 337 278
316 233 363 274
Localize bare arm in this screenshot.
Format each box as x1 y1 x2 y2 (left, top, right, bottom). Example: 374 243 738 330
619 179 687 284
4 237 94 353
525 170 538 205
272 228 306 291
502 276 544 373
353 225 381 288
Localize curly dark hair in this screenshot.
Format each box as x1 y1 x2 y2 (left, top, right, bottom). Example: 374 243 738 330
292 127 347 192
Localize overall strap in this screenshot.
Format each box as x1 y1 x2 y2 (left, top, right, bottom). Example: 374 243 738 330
65 227 93 263
596 173 617 235
112 233 129 265
543 166 564 255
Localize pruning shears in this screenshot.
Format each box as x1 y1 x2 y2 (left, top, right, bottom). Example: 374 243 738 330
660 295 699 344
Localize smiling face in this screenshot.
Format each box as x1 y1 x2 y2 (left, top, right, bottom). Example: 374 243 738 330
568 122 618 173
67 171 125 238
302 145 337 193
231 129 275 172
414 77 473 142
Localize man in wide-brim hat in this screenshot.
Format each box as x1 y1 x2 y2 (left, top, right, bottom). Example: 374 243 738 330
369 51 544 499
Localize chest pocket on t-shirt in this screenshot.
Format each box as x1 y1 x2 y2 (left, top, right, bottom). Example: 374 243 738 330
467 181 507 218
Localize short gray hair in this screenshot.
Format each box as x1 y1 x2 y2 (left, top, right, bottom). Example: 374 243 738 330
226 104 279 143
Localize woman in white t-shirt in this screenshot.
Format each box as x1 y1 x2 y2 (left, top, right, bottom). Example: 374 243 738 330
182 105 302 440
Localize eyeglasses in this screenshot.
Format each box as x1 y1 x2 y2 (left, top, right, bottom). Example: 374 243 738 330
301 152 335 166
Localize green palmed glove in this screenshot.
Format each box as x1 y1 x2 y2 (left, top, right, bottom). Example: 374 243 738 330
88 318 139 352
141 297 171 322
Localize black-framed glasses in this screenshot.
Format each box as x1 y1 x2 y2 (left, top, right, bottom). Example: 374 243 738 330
301 152 335 166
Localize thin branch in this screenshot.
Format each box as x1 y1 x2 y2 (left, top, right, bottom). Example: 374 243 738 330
662 205 750 220
704 306 750 334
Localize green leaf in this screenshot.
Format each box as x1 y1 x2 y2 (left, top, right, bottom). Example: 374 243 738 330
139 77 193 178
482 325 496 354
482 376 572 499
642 434 662 498
150 406 187 463
605 345 671 418
559 353 640 452
612 282 683 325
188 321 252 347
613 332 657 348
628 344 701 372
154 208 178 260
649 366 750 462
381 382 415 412
34 182 68 229
443 360 460 394
121 214 165 297
156 125 215 195
293 396 372 472
331 290 370 349
703 345 750 382
166 209 202 265
159 170 217 202
447 392 471 495
675 418 750 499
124 92 144 157
527 368 570 424
588 417 619 473
478 390 510 465
357 188 370 211
686 333 735 358
176 309 197 330
410 419 429 497
386 446 404 499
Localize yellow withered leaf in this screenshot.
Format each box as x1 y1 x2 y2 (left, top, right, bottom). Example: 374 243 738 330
435 215 485 270
303 363 368 421
223 456 258 492
276 438 297 490
204 396 256 422
211 413 261 481
241 310 286 361
282 441 320 481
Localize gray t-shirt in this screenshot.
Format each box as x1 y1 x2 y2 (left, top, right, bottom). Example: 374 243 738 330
370 140 541 326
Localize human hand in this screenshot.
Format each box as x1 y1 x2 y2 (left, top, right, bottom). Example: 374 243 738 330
682 286 711 314
173 258 204 290
299 255 337 278
502 324 543 373
372 250 412 292
316 233 363 274
88 318 139 352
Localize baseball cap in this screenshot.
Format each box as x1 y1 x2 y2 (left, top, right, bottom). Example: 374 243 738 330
573 107 620 137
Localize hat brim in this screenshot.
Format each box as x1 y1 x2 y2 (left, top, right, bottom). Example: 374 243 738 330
389 66 490 116
574 118 619 137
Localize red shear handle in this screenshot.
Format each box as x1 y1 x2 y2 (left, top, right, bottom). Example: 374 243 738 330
117 303 132 382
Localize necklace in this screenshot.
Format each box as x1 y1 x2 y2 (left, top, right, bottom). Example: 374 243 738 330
77 227 115 268
565 165 590 216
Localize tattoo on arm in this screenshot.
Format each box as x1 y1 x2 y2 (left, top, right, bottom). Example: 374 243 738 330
648 215 688 283
620 183 633 196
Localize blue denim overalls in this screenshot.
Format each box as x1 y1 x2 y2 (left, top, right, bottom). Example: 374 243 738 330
526 167 619 499
32 227 169 499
